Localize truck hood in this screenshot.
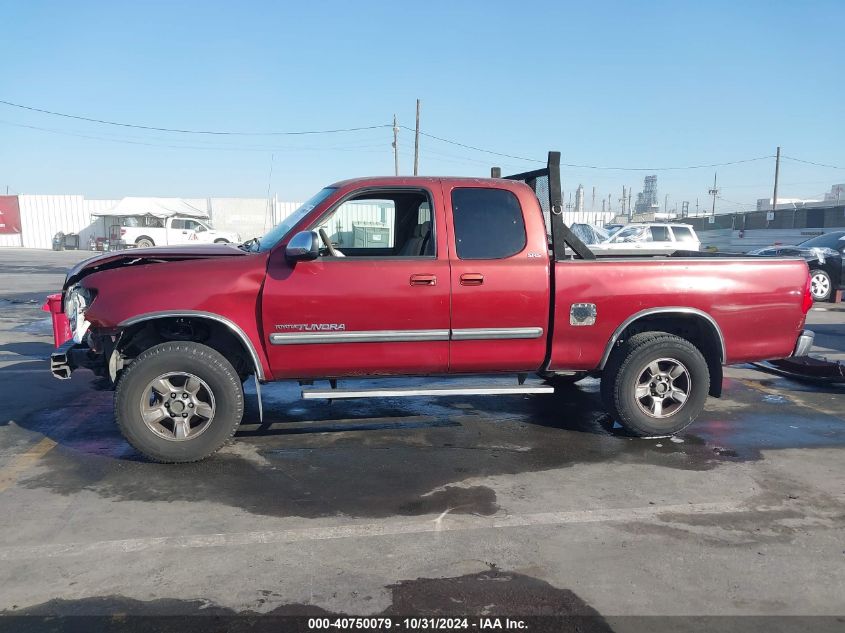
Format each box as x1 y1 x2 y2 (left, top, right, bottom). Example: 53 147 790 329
64 243 247 288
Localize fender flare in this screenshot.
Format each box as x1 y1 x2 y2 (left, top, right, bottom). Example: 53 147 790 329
598 307 726 370
117 310 266 381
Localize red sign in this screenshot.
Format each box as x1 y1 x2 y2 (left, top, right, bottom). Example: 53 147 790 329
0 196 21 234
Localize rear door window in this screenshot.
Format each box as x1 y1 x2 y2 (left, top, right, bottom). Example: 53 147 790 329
650 226 670 241
451 188 526 259
671 226 695 242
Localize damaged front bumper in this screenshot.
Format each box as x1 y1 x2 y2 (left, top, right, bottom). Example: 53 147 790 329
50 340 102 380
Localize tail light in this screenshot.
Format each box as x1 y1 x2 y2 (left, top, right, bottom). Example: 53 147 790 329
801 273 813 314
120 228 126 236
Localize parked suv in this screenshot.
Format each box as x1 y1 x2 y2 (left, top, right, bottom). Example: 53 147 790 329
591 223 701 256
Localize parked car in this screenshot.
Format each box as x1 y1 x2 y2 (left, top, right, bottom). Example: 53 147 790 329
117 215 240 248
50 157 813 463
589 223 701 256
748 231 845 302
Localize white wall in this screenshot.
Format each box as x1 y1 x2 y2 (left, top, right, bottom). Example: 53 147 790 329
19 195 90 249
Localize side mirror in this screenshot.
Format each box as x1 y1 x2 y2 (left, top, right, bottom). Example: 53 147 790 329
285 230 320 261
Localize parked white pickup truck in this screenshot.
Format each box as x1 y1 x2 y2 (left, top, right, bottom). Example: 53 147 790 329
118 216 240 248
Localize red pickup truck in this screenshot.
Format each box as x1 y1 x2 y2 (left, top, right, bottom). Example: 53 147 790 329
51 153 815 462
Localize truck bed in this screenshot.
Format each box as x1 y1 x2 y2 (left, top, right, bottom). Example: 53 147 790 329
548 256 809 371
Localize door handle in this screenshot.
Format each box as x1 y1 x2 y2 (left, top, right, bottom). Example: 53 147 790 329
460 273 484 286
410 274 437 286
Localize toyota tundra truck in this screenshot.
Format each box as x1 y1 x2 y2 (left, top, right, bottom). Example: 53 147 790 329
51 153 815 463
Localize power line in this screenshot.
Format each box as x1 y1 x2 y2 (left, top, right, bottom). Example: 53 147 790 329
0 98 391 136
716 195 755 208
401 125 774 171
399 125 544 163
4 97 836 174
0 119 391 153
782 155 845 170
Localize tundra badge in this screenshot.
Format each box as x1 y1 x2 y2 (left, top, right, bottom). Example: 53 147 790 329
275 324 347 331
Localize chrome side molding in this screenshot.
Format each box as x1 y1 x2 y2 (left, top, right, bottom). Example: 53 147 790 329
451 327 544 341
270 329 450 345
270 327 544 345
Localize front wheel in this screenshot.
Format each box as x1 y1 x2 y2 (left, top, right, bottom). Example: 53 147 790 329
809 269 832 302
114 342 244 462
601 332 709 437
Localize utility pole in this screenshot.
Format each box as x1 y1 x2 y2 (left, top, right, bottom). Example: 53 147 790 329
622 186 627 216
664 194 668 214
627 189 632 219
392 114 399 176
413 100 421 176
771 146 781 212
591 186 596 211
608 193 612 213
708 172 718 216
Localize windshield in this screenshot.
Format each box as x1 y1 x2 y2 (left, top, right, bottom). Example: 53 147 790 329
798 232 845 250
254 188 336 252
570 223 610 245
610 226 648 243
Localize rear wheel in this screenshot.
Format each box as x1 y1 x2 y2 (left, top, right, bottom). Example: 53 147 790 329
601 332 709 437
115 342 243 462
809 269 832 302
135 237 155 248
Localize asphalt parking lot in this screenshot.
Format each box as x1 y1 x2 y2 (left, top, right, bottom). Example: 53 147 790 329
0 248 843 626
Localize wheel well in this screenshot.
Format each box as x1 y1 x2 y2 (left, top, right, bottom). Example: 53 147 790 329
113 317 254 382
606 313 724 397
214 238 229 243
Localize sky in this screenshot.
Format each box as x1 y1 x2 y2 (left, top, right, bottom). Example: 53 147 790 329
1 0 844 214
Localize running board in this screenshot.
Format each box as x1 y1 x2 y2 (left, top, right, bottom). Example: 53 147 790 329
301 385 554 400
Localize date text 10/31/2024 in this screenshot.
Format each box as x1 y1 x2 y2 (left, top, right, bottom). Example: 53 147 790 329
307 617 529 630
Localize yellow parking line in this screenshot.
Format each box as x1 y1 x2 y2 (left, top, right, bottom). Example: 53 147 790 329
0 437 57 493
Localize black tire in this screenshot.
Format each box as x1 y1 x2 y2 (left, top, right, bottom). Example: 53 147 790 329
115 342 244 463
809 269 832 302
601 332 709 437
135 237 155 248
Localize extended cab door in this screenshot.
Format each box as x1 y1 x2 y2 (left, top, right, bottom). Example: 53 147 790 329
444 183 550 372
261 185 451 379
